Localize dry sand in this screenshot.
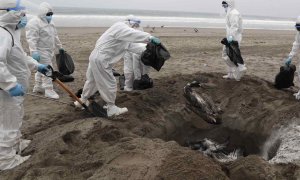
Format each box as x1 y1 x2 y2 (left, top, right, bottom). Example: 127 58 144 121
1 27 300 179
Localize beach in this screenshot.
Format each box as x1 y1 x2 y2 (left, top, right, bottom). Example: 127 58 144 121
1 27 299 179
46 27 298 81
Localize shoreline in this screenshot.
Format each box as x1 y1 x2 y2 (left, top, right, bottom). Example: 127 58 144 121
51 13 294 30
56 27 294 36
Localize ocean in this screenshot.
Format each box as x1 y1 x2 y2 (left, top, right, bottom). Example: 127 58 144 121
38 7 295 30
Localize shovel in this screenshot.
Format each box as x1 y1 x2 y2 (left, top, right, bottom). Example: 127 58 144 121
43 65 107 118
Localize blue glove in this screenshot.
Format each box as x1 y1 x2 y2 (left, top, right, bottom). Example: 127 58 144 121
59 48 65 54
149 36 161 45
227 36 233 43
285 57 292 66
37 64 50 75
9 84 25 97
32 51 40 62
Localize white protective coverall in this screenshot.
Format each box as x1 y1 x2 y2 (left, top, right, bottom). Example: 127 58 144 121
0 9 39 170
26 2 62 99
78 21 151 117
222 0 246 81
123 26 149 91
288 16 300 61
123 43 149 91
288 16 300 99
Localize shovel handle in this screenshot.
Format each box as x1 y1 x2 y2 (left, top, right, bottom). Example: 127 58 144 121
53 79 88 109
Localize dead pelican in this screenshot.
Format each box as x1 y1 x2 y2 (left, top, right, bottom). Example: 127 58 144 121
184 81 222 124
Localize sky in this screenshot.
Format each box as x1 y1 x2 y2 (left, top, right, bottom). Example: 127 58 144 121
29 0 300 18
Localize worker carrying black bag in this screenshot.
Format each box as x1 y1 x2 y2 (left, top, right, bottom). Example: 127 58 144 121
274 64 296 89
221 38 244 66
56 49 75 82
141 42 171 71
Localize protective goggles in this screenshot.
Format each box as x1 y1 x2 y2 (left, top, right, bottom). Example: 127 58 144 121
295 23 300 31
222 1 228 8
129 19 141 25
2 9 26 17
46 12 54 16
7 0 26 11
222 4 229 8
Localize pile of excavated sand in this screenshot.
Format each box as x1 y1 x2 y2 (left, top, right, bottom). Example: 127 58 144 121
1 73 299 179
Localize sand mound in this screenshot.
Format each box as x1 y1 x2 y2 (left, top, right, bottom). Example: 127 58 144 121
0 73 299 179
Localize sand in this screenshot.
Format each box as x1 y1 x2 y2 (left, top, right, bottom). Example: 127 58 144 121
1 27 300 179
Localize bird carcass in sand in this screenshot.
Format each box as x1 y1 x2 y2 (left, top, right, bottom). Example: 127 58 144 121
183 81 222 124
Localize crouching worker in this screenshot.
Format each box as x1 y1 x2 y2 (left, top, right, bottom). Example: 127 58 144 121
74 16 161 117
0 0 50 170
284 16 300 99
123 43 151 91
123 15 151 91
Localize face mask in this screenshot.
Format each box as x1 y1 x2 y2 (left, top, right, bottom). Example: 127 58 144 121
224 7 229 13
296 23 300 31
16 15 27 29
45 15 52 23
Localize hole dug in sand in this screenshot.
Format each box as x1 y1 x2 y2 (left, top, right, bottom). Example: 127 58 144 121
119 73 300 164
113 73 299 178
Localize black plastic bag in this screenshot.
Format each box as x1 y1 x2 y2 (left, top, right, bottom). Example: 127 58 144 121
76 88 83 98
112 69 121 76
133 74 153 90
119 74 125 90
56 51 75 75
141 43 171 71
221 38 244 66
274 64 296 89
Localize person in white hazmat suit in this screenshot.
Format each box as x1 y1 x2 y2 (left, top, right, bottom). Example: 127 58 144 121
123 15 150 91
26 2 64 99
123 43 149 91
74 17 161 117
284 16 300 100
0 0 50 170
221 0 247 81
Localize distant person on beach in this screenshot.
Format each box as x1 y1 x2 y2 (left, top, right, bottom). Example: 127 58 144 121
0 0 50 170
123 15 150 91
221 0 247 81
26 2 65 99
74 16 161 117
284 16 300 99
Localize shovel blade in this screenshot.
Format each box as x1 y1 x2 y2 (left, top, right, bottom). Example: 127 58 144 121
88 101 108 118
